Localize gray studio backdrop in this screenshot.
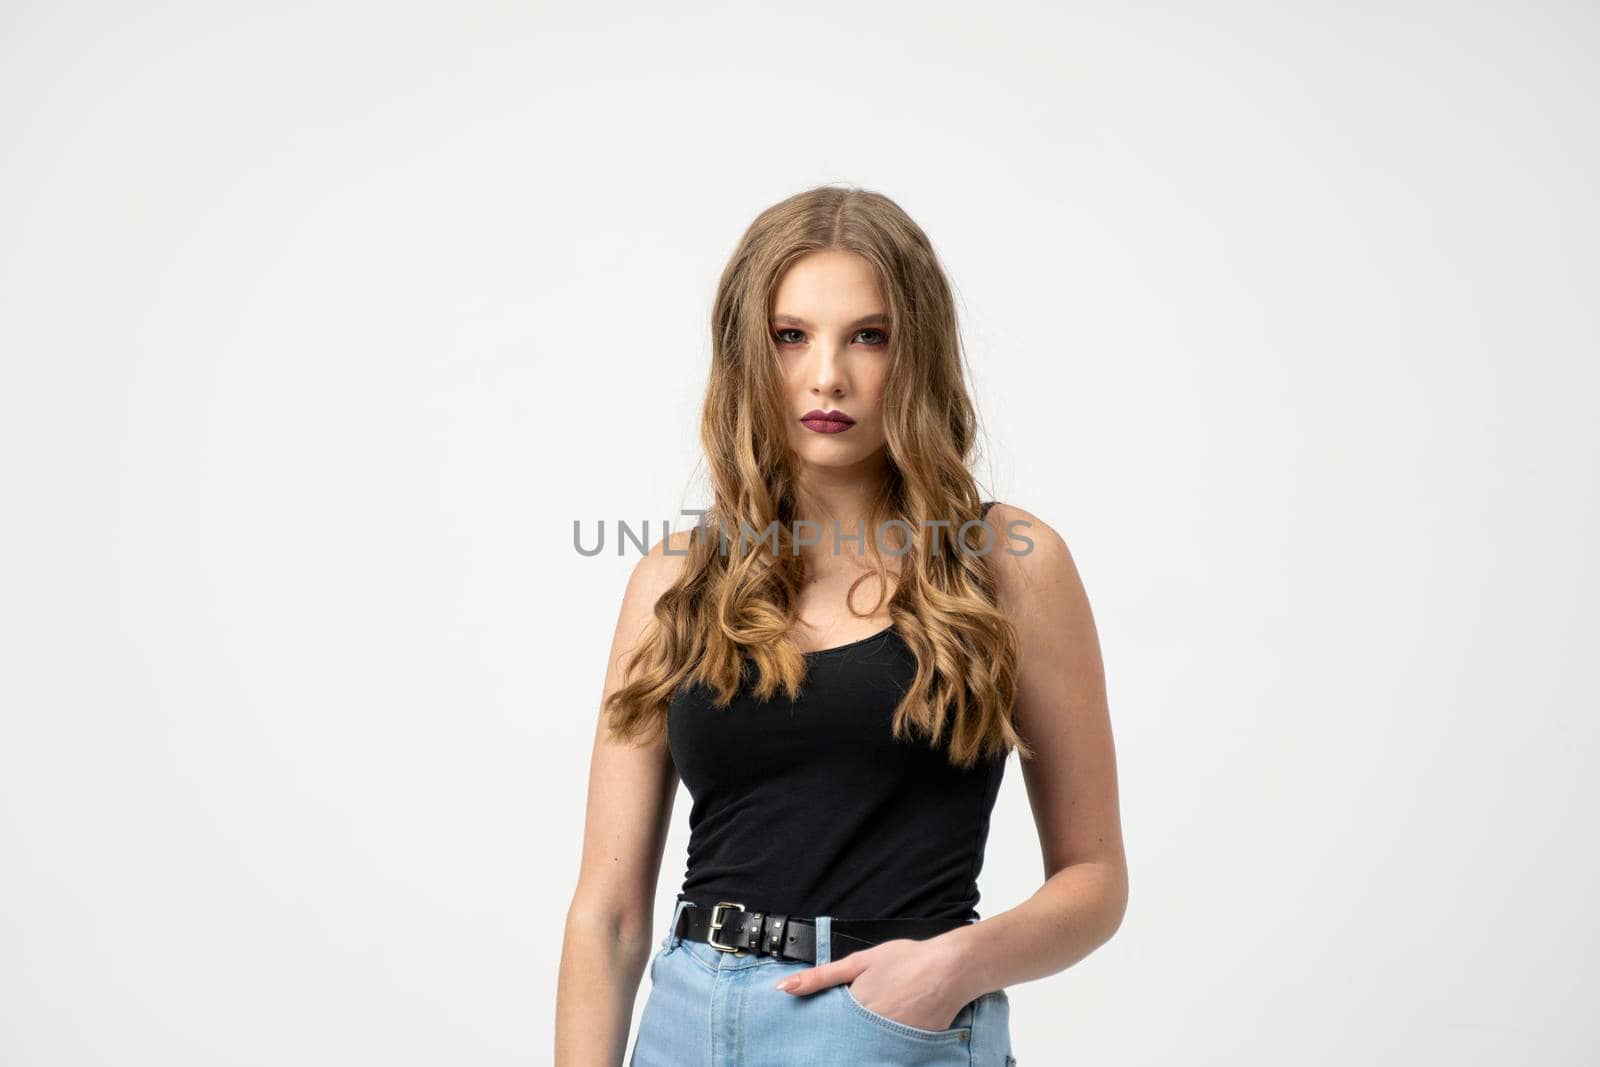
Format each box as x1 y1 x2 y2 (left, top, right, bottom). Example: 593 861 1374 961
2 2 1595 1064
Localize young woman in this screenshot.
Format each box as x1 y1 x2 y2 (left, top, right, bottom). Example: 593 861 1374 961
555 186 1127 1066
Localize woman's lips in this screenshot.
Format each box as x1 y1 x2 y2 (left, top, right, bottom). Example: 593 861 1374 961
800 411 855 434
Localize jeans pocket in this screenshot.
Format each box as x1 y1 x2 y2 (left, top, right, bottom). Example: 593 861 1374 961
838 983 973 1043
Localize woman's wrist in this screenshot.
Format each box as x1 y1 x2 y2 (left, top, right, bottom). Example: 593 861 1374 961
930 921 998 1007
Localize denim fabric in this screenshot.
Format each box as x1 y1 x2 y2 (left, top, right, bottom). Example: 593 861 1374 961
629 899 1017 1066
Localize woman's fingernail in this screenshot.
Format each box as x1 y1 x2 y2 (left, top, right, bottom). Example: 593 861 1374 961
774 977 797 991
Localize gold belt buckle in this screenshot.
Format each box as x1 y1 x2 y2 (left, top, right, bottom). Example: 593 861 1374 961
708 901 747 954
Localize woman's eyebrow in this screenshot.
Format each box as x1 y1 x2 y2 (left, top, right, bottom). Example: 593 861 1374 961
772 313 888 330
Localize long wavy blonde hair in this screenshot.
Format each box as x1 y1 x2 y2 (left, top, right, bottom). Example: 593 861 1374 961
604 185 1032 771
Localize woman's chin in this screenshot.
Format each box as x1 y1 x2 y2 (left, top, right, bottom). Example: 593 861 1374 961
793 445 887 472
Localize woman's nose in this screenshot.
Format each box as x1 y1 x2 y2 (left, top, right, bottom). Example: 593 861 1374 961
811 343 845 393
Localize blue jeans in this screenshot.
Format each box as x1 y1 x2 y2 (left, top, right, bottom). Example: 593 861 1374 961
629 899 1018 1066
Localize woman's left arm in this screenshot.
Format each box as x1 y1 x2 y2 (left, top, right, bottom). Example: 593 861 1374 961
772 504 1127 1024
939 502 1129 1004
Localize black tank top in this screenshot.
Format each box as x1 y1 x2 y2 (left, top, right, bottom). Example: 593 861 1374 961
666 503 1008 922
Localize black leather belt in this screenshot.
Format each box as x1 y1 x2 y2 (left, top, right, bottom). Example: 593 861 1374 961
673 899 968 964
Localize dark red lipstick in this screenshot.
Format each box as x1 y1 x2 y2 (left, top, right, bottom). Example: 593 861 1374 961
800 409 856 434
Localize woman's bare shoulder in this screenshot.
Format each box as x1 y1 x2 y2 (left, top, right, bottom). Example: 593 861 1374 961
617 527 696 622
982 500 1063 556
979 501 1080 607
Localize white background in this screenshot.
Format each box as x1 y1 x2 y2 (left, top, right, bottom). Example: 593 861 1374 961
3 2 1596 1063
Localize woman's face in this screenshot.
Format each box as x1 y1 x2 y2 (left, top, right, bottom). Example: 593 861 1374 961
770 250 891 473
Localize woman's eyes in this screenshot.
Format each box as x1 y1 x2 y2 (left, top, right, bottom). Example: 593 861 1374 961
773 328 888 346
